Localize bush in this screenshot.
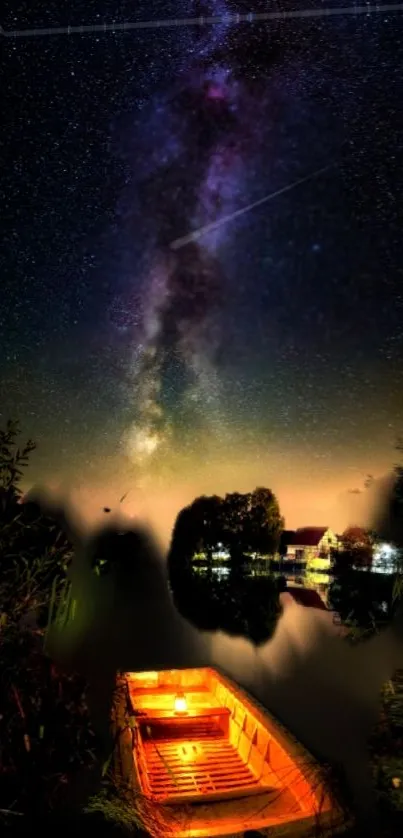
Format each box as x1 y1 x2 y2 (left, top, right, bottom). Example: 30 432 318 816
0 422 100 825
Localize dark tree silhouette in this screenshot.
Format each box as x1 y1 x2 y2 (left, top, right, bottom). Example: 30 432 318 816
0 421 97 825
0 419 36 512
374 441 403 553
223 486 284 559
337 526 374 570
168 486 283 588
168 493 224 589
167 486 283 642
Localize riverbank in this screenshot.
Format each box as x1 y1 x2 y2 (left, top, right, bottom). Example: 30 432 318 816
2 671 403 838
370 668 403 824
2 568 402 838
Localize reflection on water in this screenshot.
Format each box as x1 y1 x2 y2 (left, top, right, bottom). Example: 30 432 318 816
274 568 332 606
30 487 403 829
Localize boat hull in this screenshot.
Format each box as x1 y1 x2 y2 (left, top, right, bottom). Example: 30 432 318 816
113 666 348 838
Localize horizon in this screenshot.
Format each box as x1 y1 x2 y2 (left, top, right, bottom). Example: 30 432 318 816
3 3 403 556
20 449 393 551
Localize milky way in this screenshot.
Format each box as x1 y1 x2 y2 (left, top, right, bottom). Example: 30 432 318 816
3 1 403 530
124 3 268 467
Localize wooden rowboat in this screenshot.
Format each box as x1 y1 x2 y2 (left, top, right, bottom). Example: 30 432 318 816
113 667 346 838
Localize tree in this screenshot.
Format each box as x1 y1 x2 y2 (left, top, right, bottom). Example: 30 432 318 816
221 487 283 562
369 439 403 604
0 419 36 514
387 440 403 550
219 491 249 581
168 486 284 586
388 440 403 602
340 526 374 569
244 487 284 556
0 422 96 822
167 487 283 642
167 494 223 592
0 424 73 645
167 485 284 617
217 487 283 583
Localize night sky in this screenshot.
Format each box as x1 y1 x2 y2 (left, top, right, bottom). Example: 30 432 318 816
2 2 403 544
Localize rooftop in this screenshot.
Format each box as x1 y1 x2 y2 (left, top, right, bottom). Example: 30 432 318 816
283 527 329 547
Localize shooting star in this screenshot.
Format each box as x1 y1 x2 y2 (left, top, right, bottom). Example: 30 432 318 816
1 5 403 38
170 163 335 251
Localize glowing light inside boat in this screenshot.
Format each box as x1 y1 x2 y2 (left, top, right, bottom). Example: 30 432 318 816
174 693 188 714
122 667 344 836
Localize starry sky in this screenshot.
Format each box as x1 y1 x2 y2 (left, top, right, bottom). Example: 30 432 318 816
1 2 403 545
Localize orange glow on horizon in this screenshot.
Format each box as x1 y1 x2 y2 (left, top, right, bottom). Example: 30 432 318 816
22 433 395 551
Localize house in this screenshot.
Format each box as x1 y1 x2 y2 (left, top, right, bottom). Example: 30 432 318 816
280 527 340 566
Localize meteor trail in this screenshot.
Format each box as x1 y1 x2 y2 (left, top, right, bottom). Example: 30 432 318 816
1 4 402 38
170 164 335 251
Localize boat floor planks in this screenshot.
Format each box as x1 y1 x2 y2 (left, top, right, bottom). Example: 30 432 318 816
143 727 274 804
114 666 347 837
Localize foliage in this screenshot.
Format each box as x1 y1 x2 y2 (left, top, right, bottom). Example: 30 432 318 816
0 425 72 627
0 421 100 825
0 419 36 500
337 526 374 570
85 787 146 833
222 487 284 557
368 668 403 835
169 486 282 571
168 494 223 588
2 419 403 836
329 439 403 634
167 487 284 644
327 567 397 634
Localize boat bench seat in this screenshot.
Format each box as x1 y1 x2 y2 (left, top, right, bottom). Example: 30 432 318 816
124 668 335 831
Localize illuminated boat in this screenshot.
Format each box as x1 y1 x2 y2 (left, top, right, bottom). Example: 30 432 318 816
114 667 346 838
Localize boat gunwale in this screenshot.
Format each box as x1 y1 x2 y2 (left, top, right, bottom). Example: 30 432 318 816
114 665 349 837
208 667 332 801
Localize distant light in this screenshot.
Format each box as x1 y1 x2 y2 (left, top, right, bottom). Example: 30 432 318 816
213 566 229 577
373 542 398 574
378 543 394 557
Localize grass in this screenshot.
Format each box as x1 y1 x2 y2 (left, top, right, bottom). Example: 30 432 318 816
370 669 403 817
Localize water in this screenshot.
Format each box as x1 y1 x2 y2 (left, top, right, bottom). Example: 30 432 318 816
274 566 332 605
29 486 403 828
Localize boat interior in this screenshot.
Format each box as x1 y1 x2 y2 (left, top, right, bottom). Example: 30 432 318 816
125 667 328 823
